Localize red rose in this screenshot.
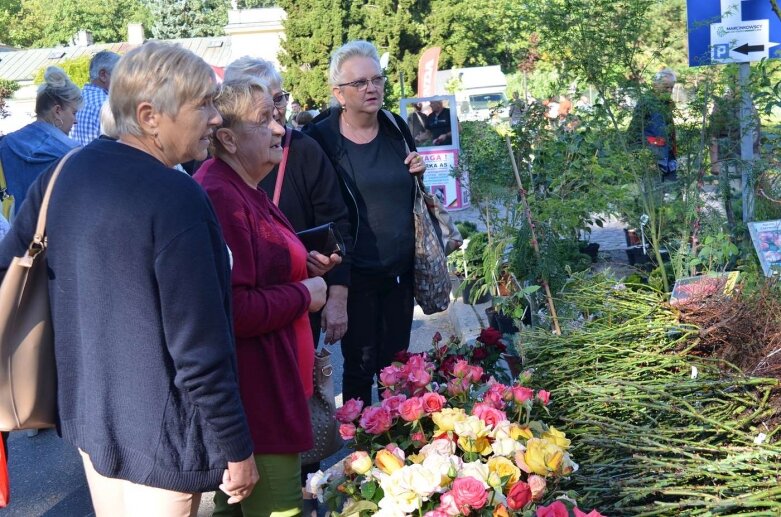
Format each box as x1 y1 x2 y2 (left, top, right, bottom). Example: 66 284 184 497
393 350 411 363
506 480 532 510
472 346 489 361
536 501 569 517
479 327 502 346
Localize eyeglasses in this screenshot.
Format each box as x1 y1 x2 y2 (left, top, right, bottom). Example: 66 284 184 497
272 91 290 109
338 75 386 91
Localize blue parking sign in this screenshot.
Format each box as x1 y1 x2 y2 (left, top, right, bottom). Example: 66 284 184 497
687 0 781 66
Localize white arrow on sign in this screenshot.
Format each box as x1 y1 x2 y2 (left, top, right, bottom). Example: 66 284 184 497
711 0 779 63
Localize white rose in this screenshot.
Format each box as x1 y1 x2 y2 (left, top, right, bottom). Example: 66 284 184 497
456 461 490 488
304 470 330 502
380 467 423 514
420 438 456 458
492 437 522 457
399 463 442 498
491 420 512 440
453 415 489 440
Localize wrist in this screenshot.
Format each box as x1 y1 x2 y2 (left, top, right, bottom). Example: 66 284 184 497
328 285 348 303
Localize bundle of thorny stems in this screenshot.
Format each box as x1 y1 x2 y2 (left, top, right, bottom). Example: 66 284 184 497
519 273 781 516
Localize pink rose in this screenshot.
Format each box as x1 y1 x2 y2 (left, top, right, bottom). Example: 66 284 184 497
451 477 488 513
452 359 470 379
467 366 484 383
399 397 425 422
512 386 535 404
405 354 428 373
359 406 393 435
408 367 432 388
411 431 427 445
536 390 551 406
484 384 508 409
380 394 407 418
471 403 508 428
536 501 569 517
446 377 469 397
379 365 402 386
424 512 450 517
335 398 364 423
338 423 356 440
528 474 547 501
421 392 446 413
574 509 606 517
437 491 461 516
506 480 532 510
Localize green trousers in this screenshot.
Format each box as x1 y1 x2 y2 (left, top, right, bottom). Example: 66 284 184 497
213 454 302 517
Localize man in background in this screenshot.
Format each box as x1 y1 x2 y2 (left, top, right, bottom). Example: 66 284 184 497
70 51 120 145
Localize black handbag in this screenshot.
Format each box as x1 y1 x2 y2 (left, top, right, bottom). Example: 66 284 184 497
296 223 345 257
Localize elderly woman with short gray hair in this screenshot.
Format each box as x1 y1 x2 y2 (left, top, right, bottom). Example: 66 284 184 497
0 41 258 516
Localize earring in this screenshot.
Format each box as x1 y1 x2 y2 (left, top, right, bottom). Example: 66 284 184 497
341 104 346 111
54 118 63 128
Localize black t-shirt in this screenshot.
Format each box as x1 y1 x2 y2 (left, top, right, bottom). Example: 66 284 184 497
342 133 415 276
426 107 452 145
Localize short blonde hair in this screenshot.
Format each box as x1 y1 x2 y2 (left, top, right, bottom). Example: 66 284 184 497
99 102 117 138
328 40 380 87
211 77 270 157
109 42 217 137
224 56 282 89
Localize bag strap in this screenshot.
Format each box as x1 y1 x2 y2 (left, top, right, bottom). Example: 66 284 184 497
272 128 294 207
382 109 427 192
32 147 80 249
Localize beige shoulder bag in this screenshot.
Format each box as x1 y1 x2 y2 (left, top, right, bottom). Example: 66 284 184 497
0 147 79 431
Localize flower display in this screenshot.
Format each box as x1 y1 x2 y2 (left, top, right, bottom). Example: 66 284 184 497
306 332 600 516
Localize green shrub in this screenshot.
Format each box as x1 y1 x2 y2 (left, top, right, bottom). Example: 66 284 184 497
34 56 91 87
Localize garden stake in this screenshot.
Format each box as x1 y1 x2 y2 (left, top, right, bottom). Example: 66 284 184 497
505 134 561 335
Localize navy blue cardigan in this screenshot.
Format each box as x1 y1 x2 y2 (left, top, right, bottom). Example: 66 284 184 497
0 139 253 492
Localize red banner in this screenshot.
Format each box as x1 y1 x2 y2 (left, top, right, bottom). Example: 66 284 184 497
417 47 441 97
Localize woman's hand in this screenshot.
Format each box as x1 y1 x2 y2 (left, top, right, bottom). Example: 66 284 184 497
321 285 348 344
220 455 260 505
405 151 426 176
306 251 342 277
301 277 327 312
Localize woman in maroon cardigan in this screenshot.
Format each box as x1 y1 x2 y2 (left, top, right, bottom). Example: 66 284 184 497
194 78 339 516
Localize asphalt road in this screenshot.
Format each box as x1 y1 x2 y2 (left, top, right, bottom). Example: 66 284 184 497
1 304 451 517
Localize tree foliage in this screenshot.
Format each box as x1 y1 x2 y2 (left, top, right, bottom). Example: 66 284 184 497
148 0 228 39
3 0 150 47
33 55 91 87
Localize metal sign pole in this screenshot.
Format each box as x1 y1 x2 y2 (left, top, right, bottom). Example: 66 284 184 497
739 62 755 222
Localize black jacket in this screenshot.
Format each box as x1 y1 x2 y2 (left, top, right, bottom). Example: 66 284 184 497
304 108 417 275
258 129 352 286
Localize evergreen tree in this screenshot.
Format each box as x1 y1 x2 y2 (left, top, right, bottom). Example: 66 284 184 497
147 0 228 39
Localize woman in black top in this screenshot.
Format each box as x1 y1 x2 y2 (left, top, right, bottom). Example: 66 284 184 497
306 40 426 406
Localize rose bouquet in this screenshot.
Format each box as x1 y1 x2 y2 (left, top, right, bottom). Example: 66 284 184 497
307 343 603 516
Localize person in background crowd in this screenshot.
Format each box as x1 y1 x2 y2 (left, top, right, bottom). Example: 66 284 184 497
194 77 337 517
508 91 525 126
288 100 301 126
0 42 258 516
407 102 430 145
628 67 678 182
294 110 314 129
0 66 80 217
426 99 452 145
223 57 351 514
70 51 120 145
305 40 426 408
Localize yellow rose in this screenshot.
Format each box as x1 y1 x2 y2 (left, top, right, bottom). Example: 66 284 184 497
375 449 405 475
524 438 564 477
487 456 521 487
457 435 493 456
542 427 571 450
348 451 373 475
454 415 490 440
493 504 511 517
408 453 425 464
509 424 534 441
432 408 467 433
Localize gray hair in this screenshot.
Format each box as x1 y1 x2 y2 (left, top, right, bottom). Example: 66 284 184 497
89 51 120 81
224 56 282 89
653 68 677 87
328 40 380 87
109 42 217 137
35 66 82 117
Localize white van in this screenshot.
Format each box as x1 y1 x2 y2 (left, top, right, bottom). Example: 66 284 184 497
435 66 509 122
